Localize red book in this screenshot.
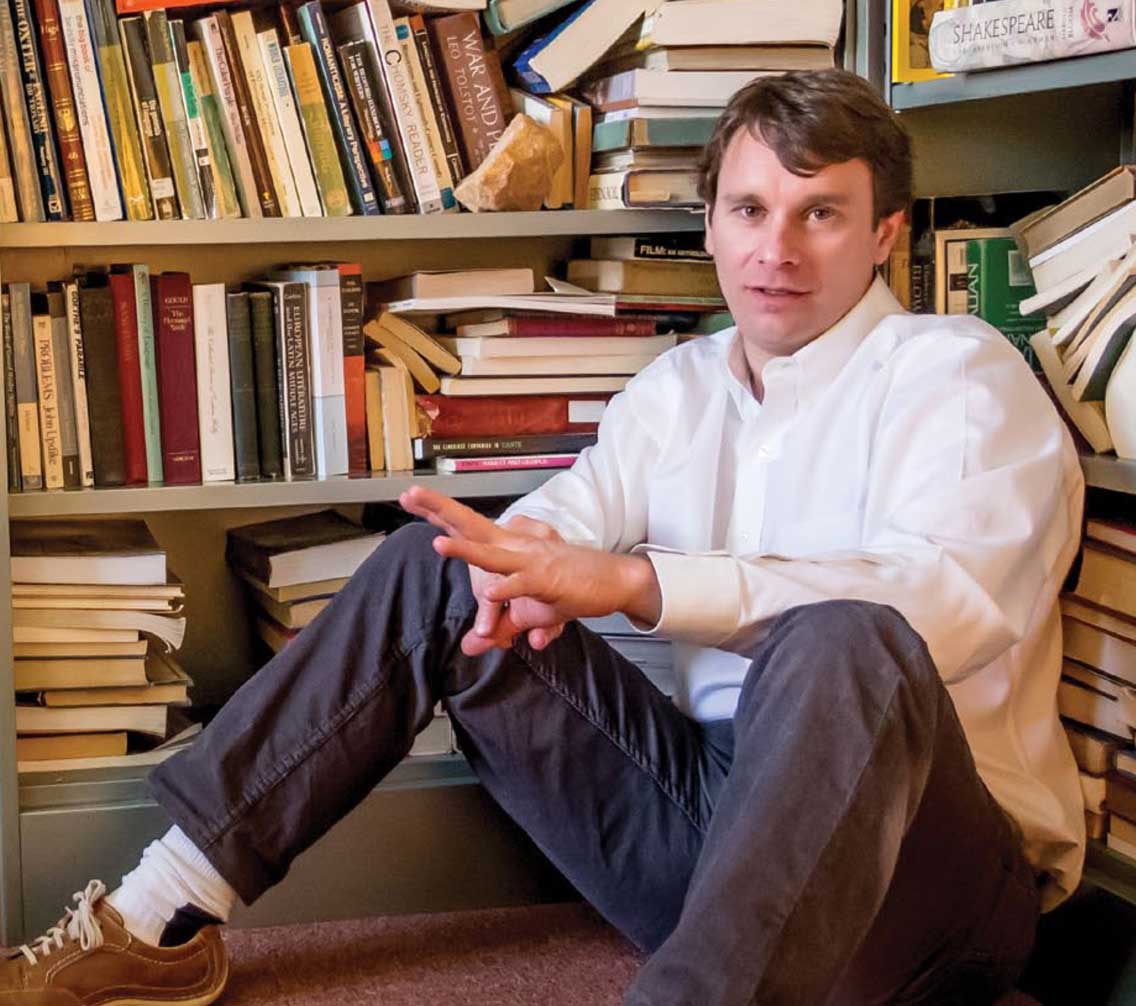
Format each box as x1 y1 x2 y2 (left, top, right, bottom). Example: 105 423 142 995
458 314 658 338
414 394 611 438
107 270 148 484
337 263 367 476
150 273 201 484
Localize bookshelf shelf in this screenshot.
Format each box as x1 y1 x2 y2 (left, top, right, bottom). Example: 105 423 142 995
6 469 558 517
0 210 705 249
890 50 1136 110
1081 454 1136 496
1085 841 1136 908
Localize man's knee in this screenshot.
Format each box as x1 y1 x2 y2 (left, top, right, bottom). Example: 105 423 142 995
353 521 442 582
743 599 941 704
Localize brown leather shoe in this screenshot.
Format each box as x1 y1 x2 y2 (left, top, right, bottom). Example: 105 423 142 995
0 880 227 1005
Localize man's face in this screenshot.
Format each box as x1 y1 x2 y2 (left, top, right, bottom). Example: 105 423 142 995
705 127 904 360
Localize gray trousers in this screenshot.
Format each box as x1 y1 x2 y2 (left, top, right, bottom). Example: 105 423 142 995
150 522 1041 1005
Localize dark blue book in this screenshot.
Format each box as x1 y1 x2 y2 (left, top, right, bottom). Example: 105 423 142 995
10 0 68 219
296 0 379 216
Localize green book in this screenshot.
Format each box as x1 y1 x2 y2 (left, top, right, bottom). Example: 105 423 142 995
185 37 242 219
86 0 153 221
591 115 719 154
130 265 163 482
965 237 1045 369
284 41 351 217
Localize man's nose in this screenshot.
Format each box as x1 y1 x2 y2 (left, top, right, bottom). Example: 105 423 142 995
752 218 799 267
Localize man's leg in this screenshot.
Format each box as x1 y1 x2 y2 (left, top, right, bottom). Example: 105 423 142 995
625 600 1041 1006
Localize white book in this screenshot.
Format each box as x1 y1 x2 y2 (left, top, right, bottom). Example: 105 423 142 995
395 15 455 211
645 0 843 47
270 268 348 477
62 281 94 486
56 0 123 221
1030 329 1112 453
455 353 660 377
13 626 141 643
191 284 236 482
257 26 323 217
16 703 168 738
1029 200 1136 292
193 15 262 218
363 0 444 213
31 315 63 490
231 11 302 218
47 297 79 488
583 69 774 110
442 333 675 358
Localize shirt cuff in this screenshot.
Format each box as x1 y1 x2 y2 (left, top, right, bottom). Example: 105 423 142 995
631 546 743 645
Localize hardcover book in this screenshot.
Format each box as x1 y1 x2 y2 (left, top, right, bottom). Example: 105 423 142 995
107 268 149 483
284 41 351 216
10 517 165 585
77 274 127 486
0 0 44 220
191 283 235 482
247 289 283 478
185 35 242 218
7 283 43 489
46 289 80 487
131 263 162 483
170 20 218 219
226 289 261 481
2 292 22 489
151 272 202 484
396 15 456 210
61 281 95 486
30 306 64 489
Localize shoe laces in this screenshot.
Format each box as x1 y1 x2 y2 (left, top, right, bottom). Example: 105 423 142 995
18 879 106 965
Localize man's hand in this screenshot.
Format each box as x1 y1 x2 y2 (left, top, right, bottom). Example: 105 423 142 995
399 486 662 643
467 515 567 656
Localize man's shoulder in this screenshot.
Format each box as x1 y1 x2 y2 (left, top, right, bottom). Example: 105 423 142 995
626 327 728 391
870 310 1028 373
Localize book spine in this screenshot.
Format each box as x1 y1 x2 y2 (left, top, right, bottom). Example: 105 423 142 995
2 292 22 489
508 315 658 338
248 290 283 477
297 0 379 216
0 97 18 221
85 0 152 219
337 40 412 215
428 14 509 172
414 393 607 437
185 37 241 218
364 366 383 470
11 0 69 219
296 272 347 478
284 42 351 217
77 278 126 485
0 0 45 221
193 16 261 218
930 0 1136 72
366 0 442 213
278 283 315 478
31 311 64 489
257 27 322 217
47 291 80 487
231 11 301 218
8 284 43 488
119 15 179 219
585 171 629 210
214 11 280 216
131 263 162 482
410 14 463 188
152 272 201 484
107 270 148 483
191 284 235 482
226 290 260 481
32 0 95 220
437 453 577 472
62 280 94 486
396 16 455 211
169 20 217 220
56 0 122 220
338 265 366 475
414 431 597 461
145 10 204 219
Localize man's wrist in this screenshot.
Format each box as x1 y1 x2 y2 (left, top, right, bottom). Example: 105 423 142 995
618 554 663 627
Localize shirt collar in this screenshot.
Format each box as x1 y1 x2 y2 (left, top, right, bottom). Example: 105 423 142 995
716 274 905 413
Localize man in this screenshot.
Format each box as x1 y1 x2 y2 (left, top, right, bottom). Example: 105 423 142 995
1 69 1083 1006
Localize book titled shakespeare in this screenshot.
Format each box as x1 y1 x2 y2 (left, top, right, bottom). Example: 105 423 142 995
930 0 1136 72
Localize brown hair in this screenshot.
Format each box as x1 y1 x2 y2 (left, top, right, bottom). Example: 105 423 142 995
697 69 913 225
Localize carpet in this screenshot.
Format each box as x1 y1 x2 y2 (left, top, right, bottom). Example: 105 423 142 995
221 902 644 1005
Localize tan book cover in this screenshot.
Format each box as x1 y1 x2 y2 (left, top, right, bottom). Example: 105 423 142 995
566 258 721 298
364 369 385 472
364 325 440 394
15 656 148 691
285 42 351 216
16 731 128 762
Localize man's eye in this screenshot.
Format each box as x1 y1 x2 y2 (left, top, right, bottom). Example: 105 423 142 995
738 205 761 218
810 207 836 221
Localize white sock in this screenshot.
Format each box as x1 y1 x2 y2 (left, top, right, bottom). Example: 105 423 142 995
106 826 236 946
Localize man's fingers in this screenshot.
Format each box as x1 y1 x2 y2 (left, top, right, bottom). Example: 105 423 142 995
473 597 501 636
481 571 532 604
505 515 563 542
400 486 507 544
432 535 529 576
528 622 565 650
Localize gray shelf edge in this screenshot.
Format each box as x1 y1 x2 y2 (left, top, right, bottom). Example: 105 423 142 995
18 753 475 812
1084 840 1136 907
891 49 1136 110
7 469 558 517
0 210 705 248
1081 454 1136 495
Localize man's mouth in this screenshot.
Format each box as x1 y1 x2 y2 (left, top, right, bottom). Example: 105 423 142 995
748 286 807 297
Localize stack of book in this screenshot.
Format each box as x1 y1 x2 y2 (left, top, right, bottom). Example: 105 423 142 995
10 518 193 767
571 0 841 209
366 260 728 472
1014 166 1136 461
2 260 388 492
224 507 454 756
1057 516 1136 852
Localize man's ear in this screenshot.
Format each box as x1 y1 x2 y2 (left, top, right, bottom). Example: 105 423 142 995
872 209 907 266
704 205 715 257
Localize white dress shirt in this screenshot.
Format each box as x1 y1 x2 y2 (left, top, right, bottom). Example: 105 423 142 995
501 275 1086 910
